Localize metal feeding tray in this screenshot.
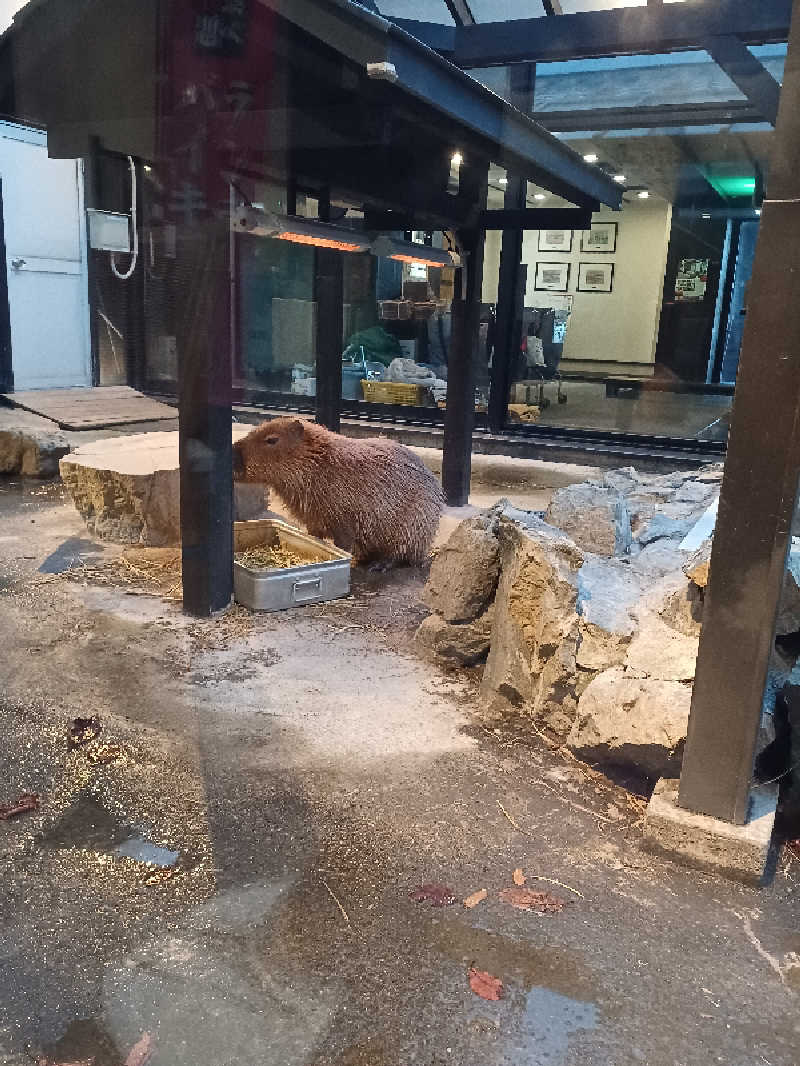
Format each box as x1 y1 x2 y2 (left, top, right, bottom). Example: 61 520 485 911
233 519 351 612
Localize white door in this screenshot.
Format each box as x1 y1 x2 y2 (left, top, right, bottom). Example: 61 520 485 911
0 124 91 390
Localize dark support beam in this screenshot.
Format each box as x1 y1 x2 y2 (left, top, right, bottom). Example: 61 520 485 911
443 0 476 28
705 34 782 126
489 63 535 435
444 0 791 66
442 163 488 506
677 0 800 824
314 194 344 433
480 207 593 230
177 216 234 617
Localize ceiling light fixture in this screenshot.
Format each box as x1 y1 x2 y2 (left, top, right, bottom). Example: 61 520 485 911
702 213 711 219
534 193 547 201
583 153 599 164
755 208 762 216
499 177 508 185
637 190 650 200
231 208 371 252
613 174 626 183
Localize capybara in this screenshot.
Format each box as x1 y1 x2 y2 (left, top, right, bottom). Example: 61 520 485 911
232 417 444 564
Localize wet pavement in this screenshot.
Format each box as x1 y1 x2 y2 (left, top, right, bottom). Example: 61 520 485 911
1 482 799 1066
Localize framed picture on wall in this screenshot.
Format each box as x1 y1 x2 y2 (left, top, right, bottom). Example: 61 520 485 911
534 261 570 292
577 261 614 293
581 222 617 253
538 229 573 253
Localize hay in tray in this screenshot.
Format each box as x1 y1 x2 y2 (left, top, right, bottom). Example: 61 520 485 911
234 544 327 571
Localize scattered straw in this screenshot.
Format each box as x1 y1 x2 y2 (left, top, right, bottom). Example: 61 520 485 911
321 878 351 926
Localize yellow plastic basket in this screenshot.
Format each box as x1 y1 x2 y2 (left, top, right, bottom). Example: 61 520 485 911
361 380 426 406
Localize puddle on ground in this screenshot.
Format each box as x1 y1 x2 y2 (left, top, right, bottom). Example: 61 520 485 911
40 793 129 851
42 1017 124 1066
523 986 597 1062
115 837 179 867
41 793 179 870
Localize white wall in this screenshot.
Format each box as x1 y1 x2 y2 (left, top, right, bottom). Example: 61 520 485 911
483 198 673 377
0 0 26 33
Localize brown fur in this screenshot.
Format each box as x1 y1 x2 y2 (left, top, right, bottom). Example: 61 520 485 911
233 417 444 564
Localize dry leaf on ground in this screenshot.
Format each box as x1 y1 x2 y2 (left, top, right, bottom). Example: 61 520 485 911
125 1032 155 1066
0 793 39 820
463 888 488 909
498 887 567 914
468 967 504 1001
512 868 526 885
409 883 457 907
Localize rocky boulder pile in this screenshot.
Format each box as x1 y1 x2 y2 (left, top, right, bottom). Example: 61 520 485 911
418 463 800 782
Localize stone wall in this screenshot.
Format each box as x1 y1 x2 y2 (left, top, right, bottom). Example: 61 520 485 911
418 463 798 783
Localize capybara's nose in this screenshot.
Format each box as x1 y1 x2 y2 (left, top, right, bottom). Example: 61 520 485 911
232 446 244 477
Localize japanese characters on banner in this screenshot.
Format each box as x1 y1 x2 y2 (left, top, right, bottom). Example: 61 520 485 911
160 0 275 224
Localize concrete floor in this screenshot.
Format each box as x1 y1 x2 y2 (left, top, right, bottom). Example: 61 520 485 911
1 478 799 1066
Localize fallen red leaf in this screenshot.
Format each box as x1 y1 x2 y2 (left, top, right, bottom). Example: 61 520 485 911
469 967 504 1001
512 867 526 885
498 887 567 913
409 883 457 907
125 1032 155 1066
0 793 39 820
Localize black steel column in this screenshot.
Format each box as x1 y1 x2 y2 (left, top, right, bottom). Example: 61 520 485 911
442 161 488 505
177 216 234 617
314 193 343 433
678 0 800 823
489 64 534 433
314 248 344 433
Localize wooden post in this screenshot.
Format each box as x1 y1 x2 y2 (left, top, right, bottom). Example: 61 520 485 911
677 0 800 823
315 192 343 433
314 247 344 433
442 161 488 505
176 216 234 617
489 64 534 433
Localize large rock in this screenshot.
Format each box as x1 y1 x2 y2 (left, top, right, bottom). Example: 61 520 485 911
567 667 692 779
0 409 69 477
60 427 264 546
637 513 693 547
574 555 647 672
545 483 631 558
776 548 800 637
423 514 500 623
481 515 583 734
415 605 494 666
625 611 699 682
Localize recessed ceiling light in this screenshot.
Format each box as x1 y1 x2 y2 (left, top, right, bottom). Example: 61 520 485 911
534 193 547 201
613 174 626 183
451 152 463 166
638 190 650 199
702 213 711 219
499 177 508 185
583 153 599 164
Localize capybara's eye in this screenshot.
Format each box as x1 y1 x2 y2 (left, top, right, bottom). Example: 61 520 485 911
265 436 279 445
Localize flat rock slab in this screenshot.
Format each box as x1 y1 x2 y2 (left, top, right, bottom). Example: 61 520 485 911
4 386 178 429
644 778 778 885
0 406 70 477
61 428 265 546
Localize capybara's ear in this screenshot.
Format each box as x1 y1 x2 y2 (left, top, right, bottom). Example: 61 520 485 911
288 419 305 442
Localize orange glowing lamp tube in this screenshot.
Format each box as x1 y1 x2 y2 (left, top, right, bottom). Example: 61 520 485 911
231 207 371 252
